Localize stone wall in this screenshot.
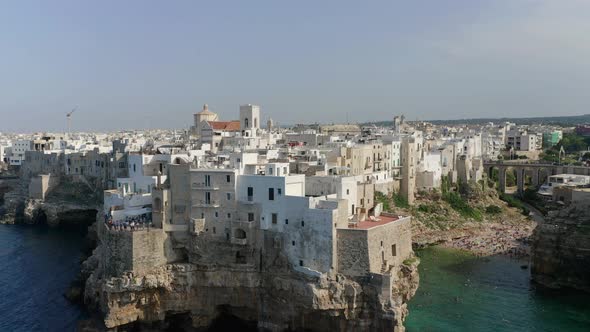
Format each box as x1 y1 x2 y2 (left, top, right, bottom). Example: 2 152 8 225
366 216 412 272
100 225 166 278
337 216 413 277
337 229 369 277
28 174 59 200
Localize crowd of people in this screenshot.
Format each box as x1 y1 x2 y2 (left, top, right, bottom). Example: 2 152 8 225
446 223 533 258
104 212 153 231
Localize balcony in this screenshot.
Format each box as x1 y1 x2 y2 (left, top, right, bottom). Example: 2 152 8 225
242 196 256 204
192 200 221 208
231 238 248 245
191 183 220 190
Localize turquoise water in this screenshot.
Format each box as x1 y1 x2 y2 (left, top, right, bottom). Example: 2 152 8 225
406 246 590 332
0 225 88 332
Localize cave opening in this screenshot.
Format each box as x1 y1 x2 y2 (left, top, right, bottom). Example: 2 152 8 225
207 305 257 332
35 209 48 226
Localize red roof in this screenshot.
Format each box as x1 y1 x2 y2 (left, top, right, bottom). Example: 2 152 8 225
208 121 241 131
352 214 400 230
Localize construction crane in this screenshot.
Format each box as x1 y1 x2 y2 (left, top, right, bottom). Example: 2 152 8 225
66 107 77 136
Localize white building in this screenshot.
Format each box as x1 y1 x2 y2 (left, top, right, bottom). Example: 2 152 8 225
9 140 33 166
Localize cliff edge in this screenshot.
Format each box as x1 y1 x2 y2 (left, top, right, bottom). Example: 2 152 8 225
531 203 590 292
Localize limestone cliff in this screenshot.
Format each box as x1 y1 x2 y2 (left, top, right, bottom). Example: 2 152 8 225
83 225 420 331
531 203 590 292
0 176 98 227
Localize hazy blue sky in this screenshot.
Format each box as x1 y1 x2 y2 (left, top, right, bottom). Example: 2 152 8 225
1 0 589 132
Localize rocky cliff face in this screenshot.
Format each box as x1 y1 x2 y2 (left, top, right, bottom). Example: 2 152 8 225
531 203 590 292
0 177 98 228
83 228 420 331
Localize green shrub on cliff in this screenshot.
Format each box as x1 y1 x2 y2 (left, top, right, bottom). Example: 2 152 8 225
443 191 483 221
375 191 391 211
393 192 409 209
485 205 502 214
500 193 530 216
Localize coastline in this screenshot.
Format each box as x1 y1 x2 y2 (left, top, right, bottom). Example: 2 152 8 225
413 217 536 259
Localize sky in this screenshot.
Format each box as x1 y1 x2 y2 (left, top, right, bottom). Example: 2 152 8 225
1 0 589 132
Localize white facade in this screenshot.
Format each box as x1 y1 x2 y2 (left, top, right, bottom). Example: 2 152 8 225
10 140 32 166
239 104 261 137
237 174 305 230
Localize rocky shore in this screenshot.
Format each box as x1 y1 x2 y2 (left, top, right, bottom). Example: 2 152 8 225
410 192 536 258
439 221 534 258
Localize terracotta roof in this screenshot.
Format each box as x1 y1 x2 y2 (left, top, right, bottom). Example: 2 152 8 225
351 214 400 230
208 121 241 131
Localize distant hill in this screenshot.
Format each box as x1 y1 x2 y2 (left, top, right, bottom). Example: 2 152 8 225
364 114 590 127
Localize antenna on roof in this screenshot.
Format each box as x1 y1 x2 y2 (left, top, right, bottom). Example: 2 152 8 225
66 107 77 136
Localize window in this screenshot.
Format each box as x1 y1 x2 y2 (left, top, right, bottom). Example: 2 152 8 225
247 187 253 200
248 213 254 222
392 244 397 256
346 189 349 195
227 193 231 200
292 241 295 246
205 192 211 204
133 164 136 172
285 219 289 225
215 211 218 218
278 188 282 195
269 167 273 175
299 260 303 266
227 213 231 219
205 174 211 187
268 188 274 200
226 175 231 182
272 213 278 224
301 220 305 227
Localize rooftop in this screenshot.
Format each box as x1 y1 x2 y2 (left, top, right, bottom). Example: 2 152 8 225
208 121 241 131
350 214 403 230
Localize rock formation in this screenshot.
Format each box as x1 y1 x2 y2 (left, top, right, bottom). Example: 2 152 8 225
83 223 420 331
0 176 98 227
531 202 590 292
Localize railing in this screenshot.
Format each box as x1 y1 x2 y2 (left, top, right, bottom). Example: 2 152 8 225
192 200 221 207
192 182 220 190
231 238 248 245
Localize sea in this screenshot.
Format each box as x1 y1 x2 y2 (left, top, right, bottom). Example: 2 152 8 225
406 246 590 332
0 225 87 332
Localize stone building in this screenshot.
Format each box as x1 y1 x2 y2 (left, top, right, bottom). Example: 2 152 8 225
191 104 219 137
